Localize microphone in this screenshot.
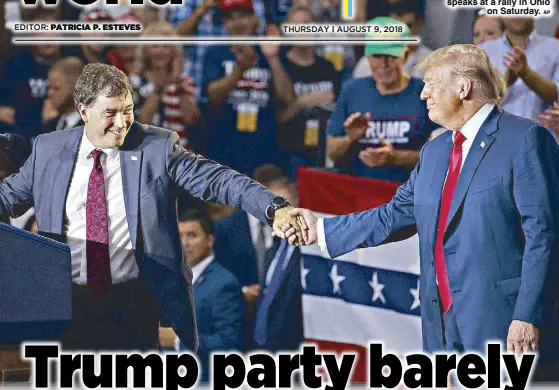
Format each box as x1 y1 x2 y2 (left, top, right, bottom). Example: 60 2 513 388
0 133 31 169
0 133 15 149
0 133 27 151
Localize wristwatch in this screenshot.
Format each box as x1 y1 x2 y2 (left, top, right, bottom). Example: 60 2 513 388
265 196 291 225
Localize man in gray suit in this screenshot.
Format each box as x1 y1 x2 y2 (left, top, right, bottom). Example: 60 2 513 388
0 63 305 352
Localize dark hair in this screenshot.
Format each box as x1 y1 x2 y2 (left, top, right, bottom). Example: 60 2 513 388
252 164 284 187
178 209 215 236
388 0 423 21
73 63 133 109
20 6 60 22
268 176 298 202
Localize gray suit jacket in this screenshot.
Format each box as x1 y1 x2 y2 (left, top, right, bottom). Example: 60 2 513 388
0 122 276 350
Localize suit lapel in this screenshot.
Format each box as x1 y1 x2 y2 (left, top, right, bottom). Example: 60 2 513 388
120 150 143 249
194 261 216 294
52 129 82 234
119 123 143 249
444 108 501 233
427 132 452 252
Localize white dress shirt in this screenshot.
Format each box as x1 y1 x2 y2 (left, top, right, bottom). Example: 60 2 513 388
174 254 214 350
265 240 295 287
56 111 82 131
191 254 214 284
64 131 139 284
248 212 273 249
317 103 495 256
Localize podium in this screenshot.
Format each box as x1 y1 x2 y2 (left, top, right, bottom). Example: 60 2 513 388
0 222 72 345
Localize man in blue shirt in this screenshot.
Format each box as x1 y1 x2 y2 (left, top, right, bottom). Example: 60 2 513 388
480 17 559 122
327 17 435 182
201 0 294 175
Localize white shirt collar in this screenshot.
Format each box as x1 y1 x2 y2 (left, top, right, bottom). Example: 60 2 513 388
60 112 82 130
455 103 494 143
80 129 119 160
191 254 214 284
248 213 265 229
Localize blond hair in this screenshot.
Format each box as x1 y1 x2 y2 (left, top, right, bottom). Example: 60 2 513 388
286 5 314 22
49 56 85 85
133 22 183 75
416 44 506 106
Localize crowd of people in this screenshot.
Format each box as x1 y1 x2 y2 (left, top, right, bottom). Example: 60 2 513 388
1 0 559 383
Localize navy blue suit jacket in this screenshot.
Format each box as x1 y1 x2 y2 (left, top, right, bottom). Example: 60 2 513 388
323 108 559 354
256 239 304 352
214 210 259 286
0 122 275 351
181 260 244 382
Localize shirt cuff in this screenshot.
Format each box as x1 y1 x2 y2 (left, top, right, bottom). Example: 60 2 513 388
317 218 332 259
174 336 181 351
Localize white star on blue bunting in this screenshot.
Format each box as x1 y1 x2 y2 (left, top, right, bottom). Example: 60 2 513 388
329 264 345 294
369 272 386 304
410 280 420 310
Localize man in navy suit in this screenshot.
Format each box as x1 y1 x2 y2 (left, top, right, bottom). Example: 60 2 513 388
284 44 559 362
42 57 85 135
253 177 304 352
159 209 244 382
0 63 306 352
213 164 284 348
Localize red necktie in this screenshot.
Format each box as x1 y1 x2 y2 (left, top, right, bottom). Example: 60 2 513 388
86 149 111 295
434 132 466 314
555 26 559 39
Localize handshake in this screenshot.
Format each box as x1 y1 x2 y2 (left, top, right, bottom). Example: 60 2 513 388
271 207 318 246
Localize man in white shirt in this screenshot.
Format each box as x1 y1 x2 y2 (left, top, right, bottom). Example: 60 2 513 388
479 17 559 122
282 44 559 379
0 63 306 352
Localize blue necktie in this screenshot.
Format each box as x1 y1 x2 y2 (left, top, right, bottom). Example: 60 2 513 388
253 241 291 346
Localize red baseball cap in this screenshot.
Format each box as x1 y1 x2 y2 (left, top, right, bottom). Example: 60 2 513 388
80 9 113 22
219 0 253 15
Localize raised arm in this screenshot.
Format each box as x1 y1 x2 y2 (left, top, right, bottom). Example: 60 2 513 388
166 131 273 220
165 132 306 242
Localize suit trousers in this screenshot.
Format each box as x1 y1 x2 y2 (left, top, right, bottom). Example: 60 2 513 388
59 278 160 352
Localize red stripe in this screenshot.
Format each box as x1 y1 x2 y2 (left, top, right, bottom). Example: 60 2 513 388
305 338 368 383
297 167 402 214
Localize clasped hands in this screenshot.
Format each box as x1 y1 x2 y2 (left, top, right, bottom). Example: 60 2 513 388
272 208 318 246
